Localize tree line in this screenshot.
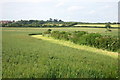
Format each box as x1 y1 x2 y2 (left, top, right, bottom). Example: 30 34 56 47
2 18 78 27
1 18 119 27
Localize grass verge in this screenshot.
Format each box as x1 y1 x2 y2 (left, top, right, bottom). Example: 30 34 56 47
32 35 118 59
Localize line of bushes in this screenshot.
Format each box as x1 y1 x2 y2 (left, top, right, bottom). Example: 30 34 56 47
43 30 119 52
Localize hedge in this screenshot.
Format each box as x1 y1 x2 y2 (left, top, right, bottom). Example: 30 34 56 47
44 30 119 52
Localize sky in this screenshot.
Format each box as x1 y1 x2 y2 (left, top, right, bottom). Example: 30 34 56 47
0 0 119 22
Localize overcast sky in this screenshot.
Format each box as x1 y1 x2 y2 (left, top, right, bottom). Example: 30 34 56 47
0 0 119 22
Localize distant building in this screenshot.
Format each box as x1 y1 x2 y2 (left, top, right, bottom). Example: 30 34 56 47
0 20 15 24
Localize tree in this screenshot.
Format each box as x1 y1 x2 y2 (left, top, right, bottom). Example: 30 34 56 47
53 19 58 22
49 18 52 22
105 23 111 28
48 29 52 32
59 19 63 22
105 23 112 32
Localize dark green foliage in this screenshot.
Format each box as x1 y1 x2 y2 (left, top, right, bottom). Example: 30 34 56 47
72 31 88 38
2 19 78 27
95 36 119 52
105 23 112 32
48 29 52 32
51 31 59 39
43 29 52 34
51 31 70 40
45 30 119 52
78 33 102 46
29 33 42 36
105 23 111 29
43 31 51 34
69 31 88 43
70 31 87 43
59 31 70 40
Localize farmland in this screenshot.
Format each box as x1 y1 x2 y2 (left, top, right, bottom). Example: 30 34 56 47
74 24 119 28
2 27 119 78
2 27 119 37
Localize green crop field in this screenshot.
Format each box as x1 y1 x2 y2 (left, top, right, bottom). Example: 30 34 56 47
74 24 119 28
2 27 119 37
2 27 119 78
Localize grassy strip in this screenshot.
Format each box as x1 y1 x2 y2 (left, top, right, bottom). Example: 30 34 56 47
31 35 118 59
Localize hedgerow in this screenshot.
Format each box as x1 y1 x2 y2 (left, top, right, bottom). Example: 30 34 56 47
69 31 88 43
95 36 119 51
44 30 119 52
78 33 102 46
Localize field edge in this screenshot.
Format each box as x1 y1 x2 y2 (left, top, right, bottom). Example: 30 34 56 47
31 35 118 59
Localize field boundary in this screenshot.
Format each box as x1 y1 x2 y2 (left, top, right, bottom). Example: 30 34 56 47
31 35 118 59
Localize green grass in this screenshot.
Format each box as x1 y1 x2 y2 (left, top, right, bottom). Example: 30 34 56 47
2 27 118 78
2 27 118 37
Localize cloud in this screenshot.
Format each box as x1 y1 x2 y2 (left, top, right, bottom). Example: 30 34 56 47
55 2 64 7
88 10 96 14
55 0 69 7
99 5 115 11
0 0 52 3
58 0 118 2
68 6 84 12
0 0 118 3
104 5 113 8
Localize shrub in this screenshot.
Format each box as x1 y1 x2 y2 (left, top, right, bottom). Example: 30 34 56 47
105 23 111 29
95 36 119 51
43 29 52 34
59 31 69 40
51 31 60 39
43 31 51 34
51 31 70 40
78 33 102 46
105 23 112 32
48 29 52 32
69 31 88 43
